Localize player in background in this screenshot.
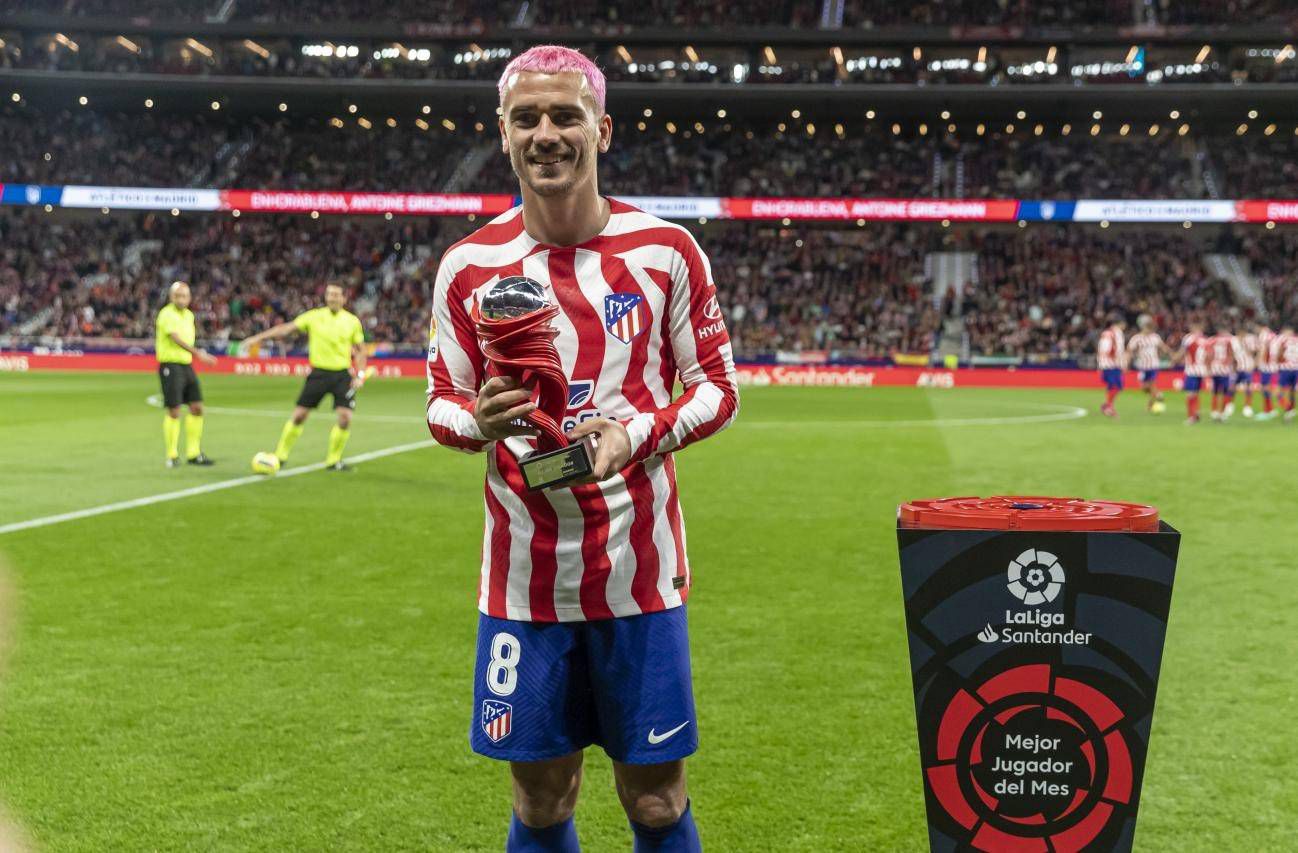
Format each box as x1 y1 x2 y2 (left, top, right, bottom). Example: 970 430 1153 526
155 281 216 467
1125 315 1171 414
1097 315 1126 418
1275 322 1298 422
1253 320 1278 420
426 46 738 853
1207 324 1238 421
1176 320 1209 424
1232 322 1259 418
240 283 367 470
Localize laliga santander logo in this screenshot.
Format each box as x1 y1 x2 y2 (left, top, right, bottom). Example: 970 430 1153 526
1007 549 1064 606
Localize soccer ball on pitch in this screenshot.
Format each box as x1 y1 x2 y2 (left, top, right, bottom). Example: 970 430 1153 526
251 451 281 475
1150 401 1166 415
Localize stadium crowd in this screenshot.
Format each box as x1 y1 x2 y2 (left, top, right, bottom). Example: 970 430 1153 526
960 228 1237 359
0 107 1225 199
4 208 1292 365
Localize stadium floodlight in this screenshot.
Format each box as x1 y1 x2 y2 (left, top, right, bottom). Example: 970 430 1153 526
310 211 320 219
1093 110 1103 119
9 92 18 103
1062 123 1071 135
422 105 431 115
101 207 109 214
170 208 179 216
441 118 456 131
415 118 429 130
1169 109 1180 119
78 96 88 106
865 109 875 119
144 98 154 108
1016 110 1026 119
791 109 801 119
1100 220 1110 228
1248 109 1259 119
716 108 726 119
232 209 240 217
1267 221 1277 229
1120 123 1130 136
348 104 357 114
43 204 52 212
940 110 950 120
278 103 287 112
1196 44 1211 63
210 101 220 111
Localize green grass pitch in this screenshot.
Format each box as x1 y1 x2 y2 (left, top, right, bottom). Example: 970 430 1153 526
0 371 1295 851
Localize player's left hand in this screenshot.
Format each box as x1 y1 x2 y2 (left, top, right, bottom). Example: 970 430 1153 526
566 418 631 484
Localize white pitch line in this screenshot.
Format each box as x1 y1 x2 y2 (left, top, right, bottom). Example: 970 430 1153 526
0 439 437 537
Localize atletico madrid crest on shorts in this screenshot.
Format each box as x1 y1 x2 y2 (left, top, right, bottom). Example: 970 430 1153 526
605 293 649 344
482 699 513 742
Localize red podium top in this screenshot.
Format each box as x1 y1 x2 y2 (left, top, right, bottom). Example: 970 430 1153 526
898 496 1160 533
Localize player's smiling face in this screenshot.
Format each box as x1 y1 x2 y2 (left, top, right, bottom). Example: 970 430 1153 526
500 70 611 198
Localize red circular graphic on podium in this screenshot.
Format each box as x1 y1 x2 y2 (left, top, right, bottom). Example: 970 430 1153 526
924 664 1134 852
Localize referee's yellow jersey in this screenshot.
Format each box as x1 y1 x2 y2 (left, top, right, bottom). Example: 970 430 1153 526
155 303 196 364
293 307 364 370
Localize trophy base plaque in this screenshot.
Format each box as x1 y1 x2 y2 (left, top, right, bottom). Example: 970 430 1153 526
520 433 599 491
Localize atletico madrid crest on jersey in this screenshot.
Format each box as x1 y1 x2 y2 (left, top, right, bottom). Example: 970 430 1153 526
605 293 649 344
482 699 513 742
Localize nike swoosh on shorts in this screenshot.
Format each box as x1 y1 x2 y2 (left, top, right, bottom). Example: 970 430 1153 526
647 721 691 745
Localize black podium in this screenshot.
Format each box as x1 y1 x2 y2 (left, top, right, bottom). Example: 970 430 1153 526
897 497 1180 853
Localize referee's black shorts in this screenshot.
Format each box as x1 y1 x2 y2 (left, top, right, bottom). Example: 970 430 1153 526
158 362 202 408
296 368 355 410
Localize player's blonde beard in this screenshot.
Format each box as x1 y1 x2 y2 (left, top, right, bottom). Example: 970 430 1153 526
0 560 32 852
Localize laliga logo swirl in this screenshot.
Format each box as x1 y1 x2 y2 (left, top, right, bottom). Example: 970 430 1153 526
1007 549 1064 606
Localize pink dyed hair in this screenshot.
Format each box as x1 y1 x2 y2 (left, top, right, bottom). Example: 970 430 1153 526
497 45 606 114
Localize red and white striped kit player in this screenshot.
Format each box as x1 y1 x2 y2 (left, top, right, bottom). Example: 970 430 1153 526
1181 331 1210 377
1127 331 1162 372
1276 330 1298 372
1257 325 1278 373
426 200 739 622
1235 331 1257 374
1097 326 1126 370
1208 333 1236 377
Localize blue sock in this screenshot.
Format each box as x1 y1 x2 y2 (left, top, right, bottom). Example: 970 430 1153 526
507 812 579 852
630 800 701 852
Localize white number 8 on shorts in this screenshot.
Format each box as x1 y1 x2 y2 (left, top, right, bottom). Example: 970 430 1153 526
486 632 521 697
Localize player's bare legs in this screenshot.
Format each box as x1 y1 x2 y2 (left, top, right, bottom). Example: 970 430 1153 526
290 404 311 426
613 759 688 825
614 759 700 850
508 752 584 850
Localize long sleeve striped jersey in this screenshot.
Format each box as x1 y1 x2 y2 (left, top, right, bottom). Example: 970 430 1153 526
425 199 740 622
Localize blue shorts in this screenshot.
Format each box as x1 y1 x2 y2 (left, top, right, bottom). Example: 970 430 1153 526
1280 370 1298 391
1258 371 1275 388
471 606 698 764
1183 375 1202 392
1236 371 1252 387
1139 369 1158 384
1101 368 1123 390
1212 375 1232 393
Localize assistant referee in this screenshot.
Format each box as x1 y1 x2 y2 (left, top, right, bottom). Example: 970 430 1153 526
155 281 216 467
241 282 367 471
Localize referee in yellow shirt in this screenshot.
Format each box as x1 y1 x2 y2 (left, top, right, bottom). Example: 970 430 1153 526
156 281 216 467
241 283 367 471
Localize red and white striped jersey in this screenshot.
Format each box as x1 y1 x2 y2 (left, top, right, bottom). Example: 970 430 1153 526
1208 334 1237 376
1126 332 1162 371
1256 327 1277 371
1276 332 1298 370
1181 332 1209 376
425 200 740 623
1097 327 1125 370
1236 332 1257 372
